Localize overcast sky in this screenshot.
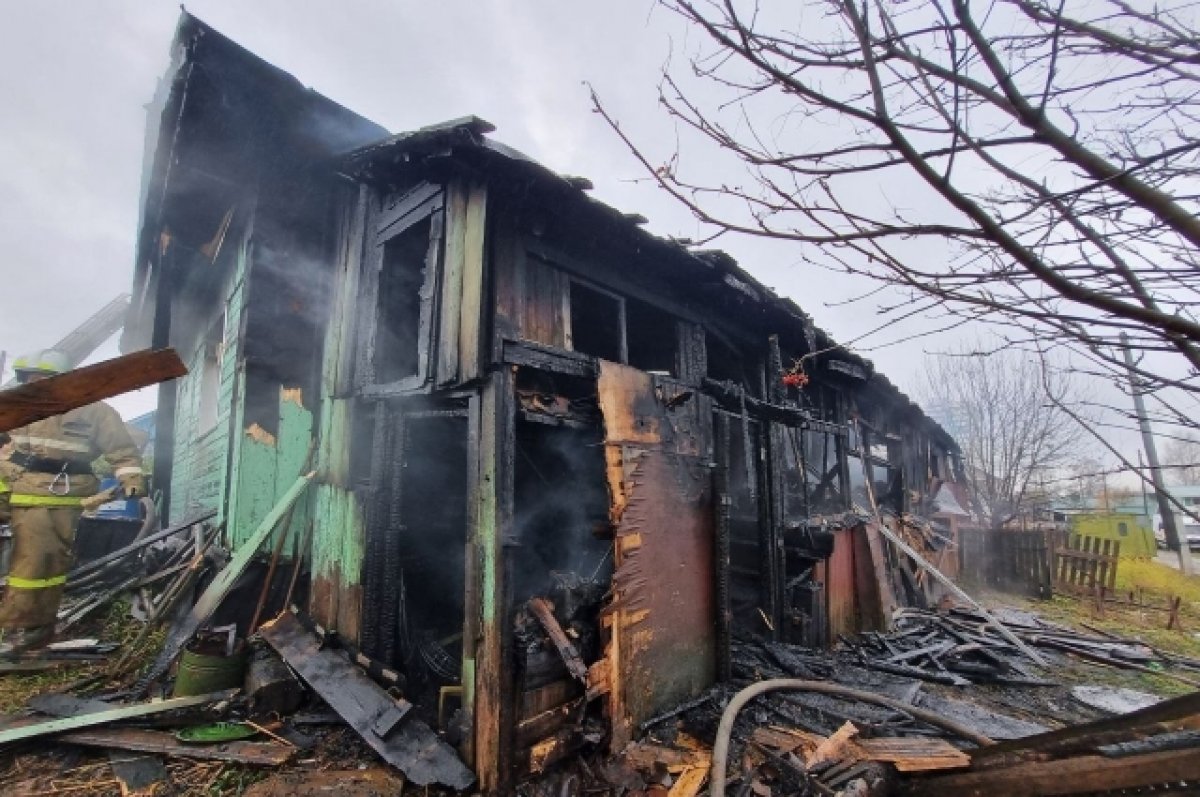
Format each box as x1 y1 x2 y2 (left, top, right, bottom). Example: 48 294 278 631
0 1 954 416
0 2 1155 494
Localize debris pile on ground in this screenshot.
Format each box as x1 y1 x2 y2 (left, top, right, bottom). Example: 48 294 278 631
599 628 1200 796
0 472 474 794
839 606 1200 689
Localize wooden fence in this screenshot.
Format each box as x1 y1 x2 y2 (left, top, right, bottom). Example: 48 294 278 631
958 530 1119 600
1054 533 1120 597
959 529 1053 599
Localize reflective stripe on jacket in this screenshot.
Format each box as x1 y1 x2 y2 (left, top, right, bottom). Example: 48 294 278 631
0 401 143 498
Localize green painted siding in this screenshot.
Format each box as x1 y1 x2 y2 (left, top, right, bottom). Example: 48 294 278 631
225 388 314 553
309 190 369 633
167 242 247 524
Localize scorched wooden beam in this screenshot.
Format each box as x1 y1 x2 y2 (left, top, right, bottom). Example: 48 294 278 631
0 348 187 433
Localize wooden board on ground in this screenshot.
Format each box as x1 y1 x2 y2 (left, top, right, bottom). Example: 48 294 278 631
668 763 711 797
244 768 406 797
0 691 235 747
907 748 1200 796
621 741 712 774
57 727 294 766
857 738 971 772
0 348 187 433
751 726 970 774
259 611 475 790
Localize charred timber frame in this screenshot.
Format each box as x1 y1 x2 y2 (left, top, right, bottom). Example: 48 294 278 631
472 365 517 792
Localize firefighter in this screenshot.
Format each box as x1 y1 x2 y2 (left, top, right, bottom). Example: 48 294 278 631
0 349 145 655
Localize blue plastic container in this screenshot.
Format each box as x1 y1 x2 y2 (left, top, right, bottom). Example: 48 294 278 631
93 476 142 521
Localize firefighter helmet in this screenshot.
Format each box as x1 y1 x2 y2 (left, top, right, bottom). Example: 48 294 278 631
12 349 71 379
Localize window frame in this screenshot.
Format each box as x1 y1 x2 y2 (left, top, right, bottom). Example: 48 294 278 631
357 185 446 396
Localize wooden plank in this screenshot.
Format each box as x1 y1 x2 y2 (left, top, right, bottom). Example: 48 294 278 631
622 742 711 774
668 763 711 797
140 472 316 687
28 693 171 793
58 727 294 766
458 184 487 382
528 598 588 682
0 348 186 433
857 737 970 772
972 690 1200 764
473 366 515 791
0 692 234 747
259 611 474 790
438 181 468 385
911 748 1200 796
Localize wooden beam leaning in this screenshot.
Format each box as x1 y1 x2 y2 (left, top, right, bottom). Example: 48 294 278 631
528 597 588 682
0 348 187 433
139 471 317 689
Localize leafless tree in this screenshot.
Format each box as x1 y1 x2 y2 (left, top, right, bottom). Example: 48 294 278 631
1162 433 1200 486
594 0 1200 450
922 346 1084 528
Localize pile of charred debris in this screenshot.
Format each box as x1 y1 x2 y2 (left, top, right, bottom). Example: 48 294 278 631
1 485 1200 797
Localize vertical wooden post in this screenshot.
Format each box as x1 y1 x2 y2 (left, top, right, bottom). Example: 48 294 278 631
713 411 732 681
473 367 515 792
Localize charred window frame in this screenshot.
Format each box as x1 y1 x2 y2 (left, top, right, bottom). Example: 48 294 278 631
568 278 627 363
850 421 905 514
358 185 445 395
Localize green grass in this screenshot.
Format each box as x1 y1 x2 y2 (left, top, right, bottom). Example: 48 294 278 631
0 597 163 714
1114 557 1200 609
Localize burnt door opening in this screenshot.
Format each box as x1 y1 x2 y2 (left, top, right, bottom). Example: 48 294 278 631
378 409 470 713
719 411 775 640
510 414 612 776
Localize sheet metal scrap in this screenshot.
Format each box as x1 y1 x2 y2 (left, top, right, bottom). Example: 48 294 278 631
259 610 475 790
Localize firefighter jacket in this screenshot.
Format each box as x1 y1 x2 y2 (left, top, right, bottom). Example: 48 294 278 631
0 401 145 511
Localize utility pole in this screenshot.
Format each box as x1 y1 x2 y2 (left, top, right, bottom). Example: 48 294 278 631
1121 333 1192 574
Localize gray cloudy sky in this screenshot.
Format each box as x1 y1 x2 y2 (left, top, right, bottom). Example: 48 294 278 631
0 2 1006 419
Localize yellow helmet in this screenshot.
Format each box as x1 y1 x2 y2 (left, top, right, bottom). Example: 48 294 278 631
12 349 71 378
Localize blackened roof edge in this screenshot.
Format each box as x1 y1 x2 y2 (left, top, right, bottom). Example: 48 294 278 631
341 120 958 452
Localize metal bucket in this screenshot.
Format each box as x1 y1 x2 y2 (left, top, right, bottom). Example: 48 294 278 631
173 642 248 697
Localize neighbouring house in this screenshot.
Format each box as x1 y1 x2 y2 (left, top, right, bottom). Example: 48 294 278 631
122 13 964 789
1068 513 1157 558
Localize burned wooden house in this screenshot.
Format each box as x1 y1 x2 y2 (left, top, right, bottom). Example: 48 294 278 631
122 13 963 790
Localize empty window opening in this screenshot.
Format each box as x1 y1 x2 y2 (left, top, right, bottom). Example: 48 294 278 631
706 332 756 395
805 428 846 514
375 216 433 383
625 298 677 375
391 412 469 709
570 281 624 363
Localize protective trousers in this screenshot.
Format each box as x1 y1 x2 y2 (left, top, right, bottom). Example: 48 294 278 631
0 506 79 630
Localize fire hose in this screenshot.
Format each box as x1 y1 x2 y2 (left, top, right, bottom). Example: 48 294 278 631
708 678 995 797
